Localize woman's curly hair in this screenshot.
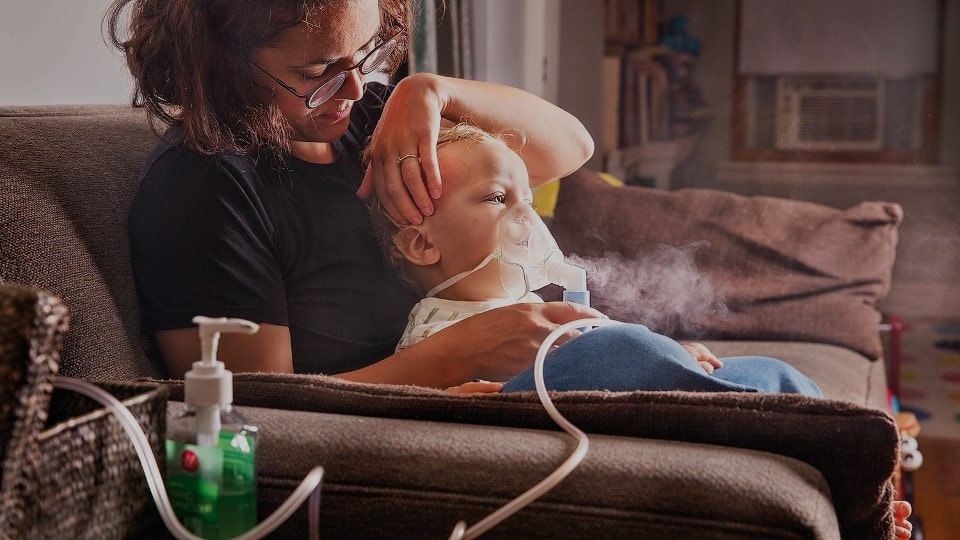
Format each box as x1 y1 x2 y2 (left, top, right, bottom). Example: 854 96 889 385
104 0 411 155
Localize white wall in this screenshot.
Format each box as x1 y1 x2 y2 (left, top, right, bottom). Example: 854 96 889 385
0 0 133 105
469 0 559 101
739 0 941 76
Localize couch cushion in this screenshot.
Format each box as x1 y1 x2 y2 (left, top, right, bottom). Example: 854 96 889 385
547 169 902 361
158 374 898 540
0 106 164 380
237 404 842 539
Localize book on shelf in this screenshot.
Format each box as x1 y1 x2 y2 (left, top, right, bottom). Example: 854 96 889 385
601 54 622 156
617 48 671 148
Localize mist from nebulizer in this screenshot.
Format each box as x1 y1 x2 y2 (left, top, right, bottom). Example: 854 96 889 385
566 242 729 336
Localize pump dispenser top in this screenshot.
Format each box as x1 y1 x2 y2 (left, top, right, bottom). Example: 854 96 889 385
185 316 259 447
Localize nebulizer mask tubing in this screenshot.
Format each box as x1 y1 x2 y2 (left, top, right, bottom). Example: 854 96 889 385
440 202 619 539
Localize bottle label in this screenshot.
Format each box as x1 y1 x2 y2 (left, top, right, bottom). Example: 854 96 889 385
166 432 257 539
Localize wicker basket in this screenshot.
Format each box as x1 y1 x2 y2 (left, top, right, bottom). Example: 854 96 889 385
0 284 169 539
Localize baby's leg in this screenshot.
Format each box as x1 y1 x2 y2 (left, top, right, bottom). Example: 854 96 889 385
501 324 821 396
710 356 823 397
502 324 756 393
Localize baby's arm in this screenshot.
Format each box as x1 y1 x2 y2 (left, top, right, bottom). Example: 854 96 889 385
681 342 723 374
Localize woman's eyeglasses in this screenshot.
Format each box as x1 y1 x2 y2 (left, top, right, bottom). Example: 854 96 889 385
253 34 400 109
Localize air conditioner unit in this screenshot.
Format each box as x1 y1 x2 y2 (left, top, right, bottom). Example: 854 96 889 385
775 76 885 151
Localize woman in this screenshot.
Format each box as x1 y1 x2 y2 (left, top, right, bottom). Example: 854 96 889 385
107 4 913 535
106 0 600 383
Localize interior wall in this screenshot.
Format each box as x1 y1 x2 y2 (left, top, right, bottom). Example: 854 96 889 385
665 0 960 188
738 0 940 75
556 0 605 170
942 0 960 170
0 1 132 105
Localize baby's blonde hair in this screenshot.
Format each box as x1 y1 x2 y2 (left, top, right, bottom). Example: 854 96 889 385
367 123 519 292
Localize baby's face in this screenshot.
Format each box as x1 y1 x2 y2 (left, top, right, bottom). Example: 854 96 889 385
421 137 534 300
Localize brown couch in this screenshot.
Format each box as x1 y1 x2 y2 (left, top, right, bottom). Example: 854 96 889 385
0 105 904 539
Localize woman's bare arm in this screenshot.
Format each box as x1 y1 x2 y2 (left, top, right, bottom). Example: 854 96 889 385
357 73 594 225
156 301 603 387
336 301 605 388
156 323 294 379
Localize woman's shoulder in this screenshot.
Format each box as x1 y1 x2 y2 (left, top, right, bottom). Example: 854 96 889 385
359 81 393 109
144 129 258 178
131 135 279 242
139 131 277 200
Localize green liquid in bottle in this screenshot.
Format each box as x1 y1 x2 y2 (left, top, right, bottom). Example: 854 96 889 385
166 414 258 539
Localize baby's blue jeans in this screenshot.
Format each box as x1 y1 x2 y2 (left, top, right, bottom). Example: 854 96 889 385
501 324 822 396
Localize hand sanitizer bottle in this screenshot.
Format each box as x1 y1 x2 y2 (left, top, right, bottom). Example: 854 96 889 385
166 316 260 539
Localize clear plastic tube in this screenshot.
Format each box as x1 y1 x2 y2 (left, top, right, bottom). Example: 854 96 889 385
449 318 622 540
52 377 323 540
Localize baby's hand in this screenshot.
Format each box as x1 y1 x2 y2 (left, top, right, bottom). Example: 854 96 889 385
445 380 504 396
681 342 723 374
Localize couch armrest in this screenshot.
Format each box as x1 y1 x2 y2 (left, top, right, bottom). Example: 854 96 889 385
156 374 898 539
216 404 842 539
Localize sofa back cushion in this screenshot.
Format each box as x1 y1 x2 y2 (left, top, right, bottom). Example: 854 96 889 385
547 169 902 360
0 106 165 379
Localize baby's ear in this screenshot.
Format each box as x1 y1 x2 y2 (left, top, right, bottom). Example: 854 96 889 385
393 226 440 266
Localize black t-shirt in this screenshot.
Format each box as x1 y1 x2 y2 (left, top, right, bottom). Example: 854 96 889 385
130 83 420 374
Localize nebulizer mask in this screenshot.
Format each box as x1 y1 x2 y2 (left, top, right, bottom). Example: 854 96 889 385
425 201 589 305
423 201 620 539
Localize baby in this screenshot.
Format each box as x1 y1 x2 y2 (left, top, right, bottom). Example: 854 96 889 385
368 123 822 396
366 123 913 537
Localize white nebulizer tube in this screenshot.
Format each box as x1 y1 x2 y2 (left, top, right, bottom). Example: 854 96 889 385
446 205 613 538
449 317 623 540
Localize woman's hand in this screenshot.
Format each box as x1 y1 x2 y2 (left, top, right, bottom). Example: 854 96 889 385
437 302 607 383
339 301 606 388
356 73 594 226
357 74 445 226
681 342 723 374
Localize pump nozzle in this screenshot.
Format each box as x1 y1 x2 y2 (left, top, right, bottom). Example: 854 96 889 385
186 316 259 447
193 315 259 367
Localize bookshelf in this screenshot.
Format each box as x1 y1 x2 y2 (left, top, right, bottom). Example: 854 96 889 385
602 0 708 189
